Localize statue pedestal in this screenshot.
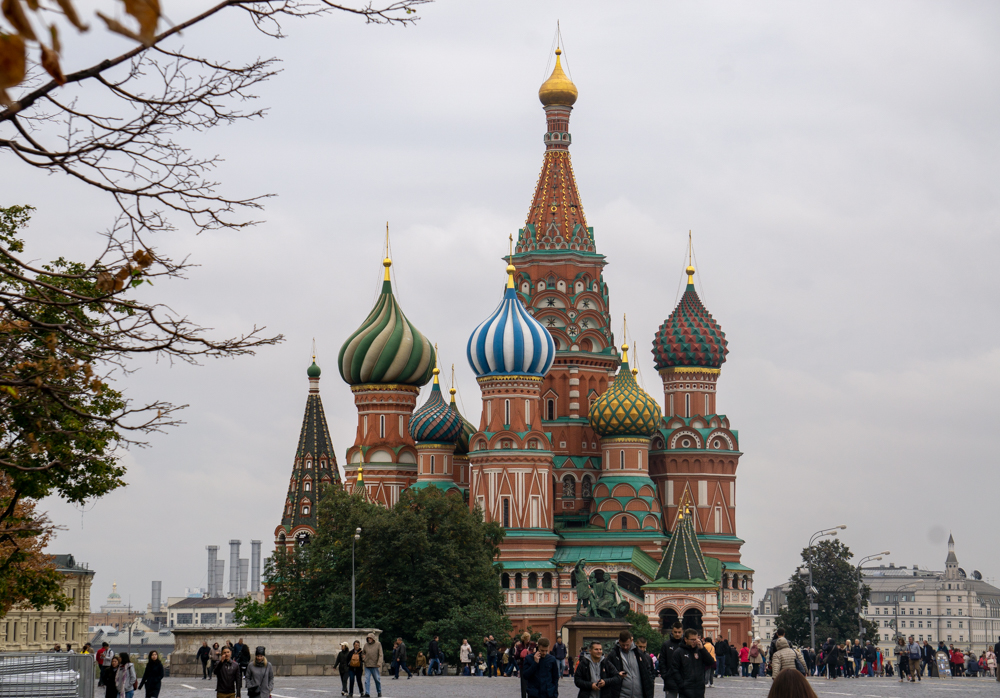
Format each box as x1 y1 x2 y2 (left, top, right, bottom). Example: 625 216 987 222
563 616 632 657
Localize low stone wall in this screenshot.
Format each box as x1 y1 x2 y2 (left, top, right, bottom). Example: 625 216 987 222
171 628 382 677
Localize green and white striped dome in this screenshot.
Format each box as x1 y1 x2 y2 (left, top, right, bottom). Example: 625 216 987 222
338 259 436 387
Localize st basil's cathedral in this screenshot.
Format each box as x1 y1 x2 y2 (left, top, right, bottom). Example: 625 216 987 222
274 48 755 644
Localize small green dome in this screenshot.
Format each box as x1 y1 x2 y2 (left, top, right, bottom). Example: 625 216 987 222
588 347 661 438
307 361 321 378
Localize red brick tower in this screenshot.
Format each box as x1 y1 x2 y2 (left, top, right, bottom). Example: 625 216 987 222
512 48 617 521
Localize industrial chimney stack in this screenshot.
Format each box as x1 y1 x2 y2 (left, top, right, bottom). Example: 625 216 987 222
229 540 241 596
206 546 218 597
251 540 262 593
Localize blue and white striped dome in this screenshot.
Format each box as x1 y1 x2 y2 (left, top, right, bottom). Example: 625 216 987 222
467 271 556 377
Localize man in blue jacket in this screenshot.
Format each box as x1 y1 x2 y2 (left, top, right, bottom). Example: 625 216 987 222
523 637 560 698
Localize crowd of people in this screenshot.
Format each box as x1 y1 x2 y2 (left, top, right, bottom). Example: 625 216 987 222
193 637 275 698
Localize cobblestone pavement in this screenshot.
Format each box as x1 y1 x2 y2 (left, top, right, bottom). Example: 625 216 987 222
155 673 1000 697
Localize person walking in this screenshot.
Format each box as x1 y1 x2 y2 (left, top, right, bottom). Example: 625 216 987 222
825 642 842 681
237 642 252 677
197 642 211 681
97 643 112 687
850 641 862 679
552 637 567 679
921 641 936 678
428 636 441 676
522 637 560 698
574 640 621 698
659 622 685 697
702 637 715 688
347 640 364 697
636 637 656 691
362 632 384 698
392 638 411 680
516 633 539 698
335 642 351 695
245 647 275 698
138 650 163 698
666 629 714 698
714 637 728 680
460 639 474 676
864 642 877 678
210 643 221 677
115 652 138 698
986 646 996 678
769 638 799 678
739 643 750 677
214 646 243 698
892 638 908 682
232 639 245 668
415 651 427 676
749 639 763 679
604 630 654 698
102 656 120 698
905 636 921 682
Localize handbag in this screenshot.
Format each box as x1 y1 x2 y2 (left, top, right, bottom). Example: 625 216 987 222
248 688 260 698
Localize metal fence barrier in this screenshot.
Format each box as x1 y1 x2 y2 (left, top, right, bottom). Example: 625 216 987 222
0 652 94 698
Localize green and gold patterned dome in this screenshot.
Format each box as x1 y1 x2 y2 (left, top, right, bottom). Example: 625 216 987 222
338 257 436 387
588 343 661 438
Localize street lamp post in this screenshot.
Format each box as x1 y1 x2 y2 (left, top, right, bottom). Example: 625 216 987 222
806 525 847 652
352 527 361 629
856 552 890 643
893 582 918 644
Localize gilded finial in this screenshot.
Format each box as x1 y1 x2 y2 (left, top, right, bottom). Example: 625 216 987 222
686 231 695 285
357 466 364 482
312 337 316 362
449 363 457 402
539 41 578 107
621 314 629 362
506 234 516 289
383 222 392 281
432 344 440 384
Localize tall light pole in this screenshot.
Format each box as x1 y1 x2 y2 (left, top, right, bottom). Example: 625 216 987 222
856 552 890 643
806 525 847 652
352 527 361 629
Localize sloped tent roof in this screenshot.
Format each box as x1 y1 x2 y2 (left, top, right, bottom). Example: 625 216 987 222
646 506 719 590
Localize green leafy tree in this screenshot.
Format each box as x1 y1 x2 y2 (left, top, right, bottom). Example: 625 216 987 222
233 597 282 628
626 610 663 649
266 486 507 650
415 601 512 663
776 539 879 648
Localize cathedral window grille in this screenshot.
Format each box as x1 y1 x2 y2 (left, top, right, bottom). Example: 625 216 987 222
582 475 593 498
621 516 628 530
528 572 538 589
685 394 691 418
562 475 575 499
503 498 510 528
379 415 385 438
514 572 522 589
504 399 511 426
306 459 312 469
547 399 555 420
502 573 510 589
542 572 553 589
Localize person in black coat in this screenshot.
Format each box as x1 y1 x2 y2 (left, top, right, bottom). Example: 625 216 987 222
335 642 351 696
101 656 120 698
667 630 714 698
602 631 653 698
238 642 252 674
658 623 685 695
574 641 623 698
138 650 164 697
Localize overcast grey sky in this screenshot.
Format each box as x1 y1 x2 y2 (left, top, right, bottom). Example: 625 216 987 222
5 1 999 610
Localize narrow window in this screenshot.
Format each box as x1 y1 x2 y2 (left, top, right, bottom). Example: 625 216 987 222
304 482 311 492
685 394 691 418
379 415 385 438
363 415 368 434
503 498 510 528
547 399 555 420
502 573 510 589
515 572 522 589
71 622 75 640
398 415 403 435
430 455 435 474
525 399 530 425
621 516 628 530
669 393 674 415
714 505 722 533
620 450 625 470
705 394 710 415
504 399 511 425
487 400 492 423
638 450 643 470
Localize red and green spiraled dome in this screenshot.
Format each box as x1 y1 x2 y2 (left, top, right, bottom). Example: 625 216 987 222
652 269 728 370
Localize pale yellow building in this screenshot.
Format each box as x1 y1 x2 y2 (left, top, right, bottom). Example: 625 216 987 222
0 554 94 651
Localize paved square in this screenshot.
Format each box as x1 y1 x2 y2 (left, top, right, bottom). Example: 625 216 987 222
155 673 1000 697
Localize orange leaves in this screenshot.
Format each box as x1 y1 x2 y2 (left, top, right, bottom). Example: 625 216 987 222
53 0 87 32
2 0 36 42
40 43 63 84
97 0 159 47
95 248 154 293
0 33 25 106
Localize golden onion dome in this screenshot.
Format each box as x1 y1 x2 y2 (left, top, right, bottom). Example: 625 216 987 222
588 343 661 439
538 48 578 107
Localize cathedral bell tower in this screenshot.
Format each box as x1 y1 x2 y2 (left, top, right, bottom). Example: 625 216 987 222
467 254 558 560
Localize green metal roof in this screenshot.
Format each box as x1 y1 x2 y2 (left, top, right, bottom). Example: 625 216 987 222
721 562 754 572
654 507 711 582
498 561 558 571
552 545 659 580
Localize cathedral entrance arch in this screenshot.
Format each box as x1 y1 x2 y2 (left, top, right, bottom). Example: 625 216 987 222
682 608 703 631
659 607 679 630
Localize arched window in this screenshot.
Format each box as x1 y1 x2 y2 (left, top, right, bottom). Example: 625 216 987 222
379 414 386 438
504 399 511 426
502 498 510 528
620 450 625 470
487 400 492 423
305 459 312 470
278 533 286 544
704 394 710 415
525 399 530 425
685 394 691 418
501 573 510 589
682 608 703 630
547 399 555 421
514 572 523 589
621 516 628 530
669 394 674 415
582 475 593 498
399 415 404 436
301 505 310 516
528 573 538 589
542 573 553 589
304 481 311 492
430 455 435 474
638 450 643 470
659 608 679 630
562 475 575 499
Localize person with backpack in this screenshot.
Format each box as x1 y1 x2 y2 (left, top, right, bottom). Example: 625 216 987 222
552 637 567 679
238 642 252 677
115 652 138 698
346 640 364 697
749 640 763 678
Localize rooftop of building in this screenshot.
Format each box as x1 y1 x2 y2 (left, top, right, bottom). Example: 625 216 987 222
52 554 94 576
167 596 236 609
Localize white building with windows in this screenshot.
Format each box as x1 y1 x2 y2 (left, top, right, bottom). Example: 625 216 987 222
166 596 238 629
756 536 1000 653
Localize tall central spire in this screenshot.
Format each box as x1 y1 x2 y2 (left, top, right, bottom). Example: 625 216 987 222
518 47 594 254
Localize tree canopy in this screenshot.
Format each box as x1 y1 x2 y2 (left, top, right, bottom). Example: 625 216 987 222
256 486 509 659
776 539 879 649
